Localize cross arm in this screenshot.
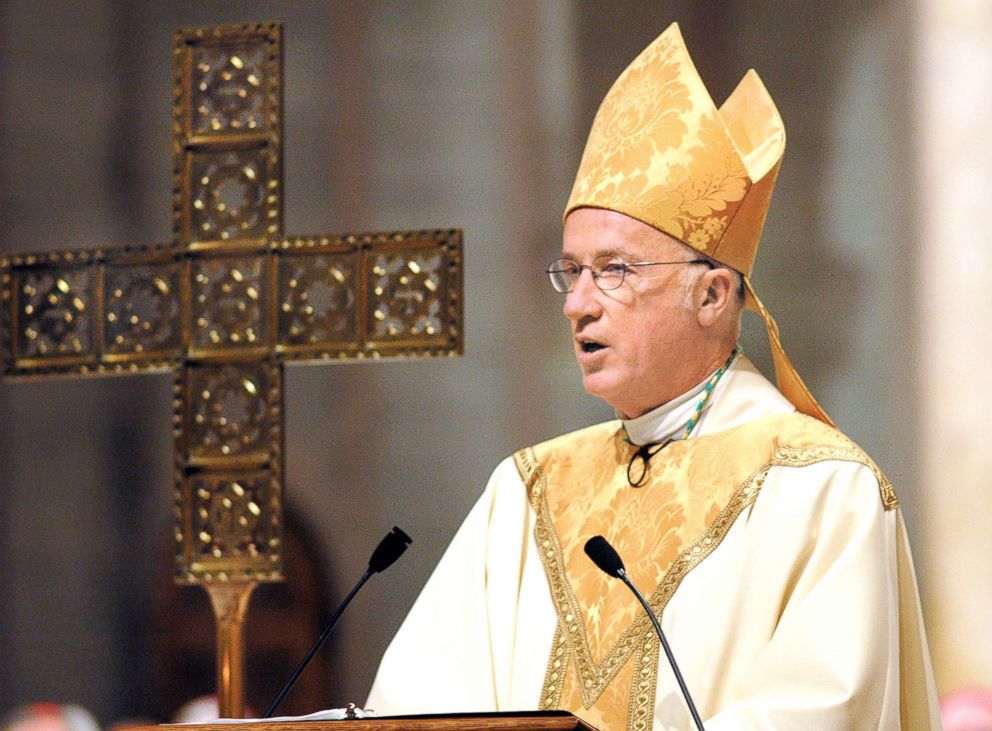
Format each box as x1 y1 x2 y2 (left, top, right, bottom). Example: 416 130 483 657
1 229 462 380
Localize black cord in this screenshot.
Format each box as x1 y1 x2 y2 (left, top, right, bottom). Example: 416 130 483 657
626 438 672 487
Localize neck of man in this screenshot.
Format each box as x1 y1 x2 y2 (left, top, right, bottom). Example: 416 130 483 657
617 340 737 420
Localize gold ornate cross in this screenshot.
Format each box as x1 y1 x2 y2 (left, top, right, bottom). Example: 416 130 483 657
0 21 462 717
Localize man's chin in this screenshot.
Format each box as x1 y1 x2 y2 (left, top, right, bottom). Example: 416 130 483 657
581 372 622 408
582 373 650 417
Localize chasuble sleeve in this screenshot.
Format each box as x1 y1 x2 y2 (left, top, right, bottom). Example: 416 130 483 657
365 457 539 715
693 460 941 731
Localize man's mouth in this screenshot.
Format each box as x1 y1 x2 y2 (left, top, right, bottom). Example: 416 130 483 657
580 340 606 354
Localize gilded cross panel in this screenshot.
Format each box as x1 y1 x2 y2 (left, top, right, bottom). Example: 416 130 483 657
0 23 463 707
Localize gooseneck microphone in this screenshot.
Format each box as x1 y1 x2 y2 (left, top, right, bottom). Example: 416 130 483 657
584 535 705 731
262 526 412 718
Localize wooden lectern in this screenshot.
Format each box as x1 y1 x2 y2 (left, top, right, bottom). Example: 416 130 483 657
136 712 599 731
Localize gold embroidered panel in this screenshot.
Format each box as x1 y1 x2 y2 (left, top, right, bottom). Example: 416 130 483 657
515 412 898 731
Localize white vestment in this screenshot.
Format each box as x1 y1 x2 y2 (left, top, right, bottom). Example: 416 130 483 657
366 357 942 730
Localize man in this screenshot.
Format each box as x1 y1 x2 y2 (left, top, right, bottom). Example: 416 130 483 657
366 23 940 730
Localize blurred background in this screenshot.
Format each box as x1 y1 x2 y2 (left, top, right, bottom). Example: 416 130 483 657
0 0 987 725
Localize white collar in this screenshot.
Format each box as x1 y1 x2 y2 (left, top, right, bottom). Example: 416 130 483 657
620 354 794 446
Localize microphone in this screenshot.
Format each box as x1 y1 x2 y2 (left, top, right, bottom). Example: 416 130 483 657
584 535 705 731
263 526 412 718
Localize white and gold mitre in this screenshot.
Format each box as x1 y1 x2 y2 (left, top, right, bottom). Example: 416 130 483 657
565 22 831 425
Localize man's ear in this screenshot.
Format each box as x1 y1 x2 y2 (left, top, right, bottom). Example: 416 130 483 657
696 267 735 327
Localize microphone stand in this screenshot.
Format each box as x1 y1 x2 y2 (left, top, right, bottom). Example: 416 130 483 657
585 535 705 730
262 567 373 718
262 526 412 718
616 567 705 731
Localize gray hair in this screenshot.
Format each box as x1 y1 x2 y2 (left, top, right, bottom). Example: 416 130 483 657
675 241 745 309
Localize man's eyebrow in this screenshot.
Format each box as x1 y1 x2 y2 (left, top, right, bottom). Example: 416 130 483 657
558 245 641 260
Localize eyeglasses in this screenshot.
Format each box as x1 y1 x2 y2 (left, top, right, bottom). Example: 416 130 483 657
545 255 712 293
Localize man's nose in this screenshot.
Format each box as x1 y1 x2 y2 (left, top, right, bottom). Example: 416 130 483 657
563 269 602 321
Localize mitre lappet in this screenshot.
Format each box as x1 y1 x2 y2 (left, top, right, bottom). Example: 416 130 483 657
565 22 831 425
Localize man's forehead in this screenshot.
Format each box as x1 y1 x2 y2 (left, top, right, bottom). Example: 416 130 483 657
561 207 687 259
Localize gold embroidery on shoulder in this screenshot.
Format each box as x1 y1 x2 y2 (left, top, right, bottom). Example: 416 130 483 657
772 443 899 511
513 447 543 506
878 480 898 511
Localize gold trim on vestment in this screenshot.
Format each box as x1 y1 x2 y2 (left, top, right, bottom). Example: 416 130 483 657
538 623 568 712
513 412 896 731
627 634 659 731
771 442 898 511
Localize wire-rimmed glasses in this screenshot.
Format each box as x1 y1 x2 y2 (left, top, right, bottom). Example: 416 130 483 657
545 255 712 293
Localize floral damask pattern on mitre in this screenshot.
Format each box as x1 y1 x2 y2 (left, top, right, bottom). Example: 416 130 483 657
574 39 692 190
670 114 750 250
566 27 752 254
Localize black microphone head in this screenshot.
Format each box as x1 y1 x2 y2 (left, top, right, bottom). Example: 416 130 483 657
368 526 412 574
584 535 625 578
